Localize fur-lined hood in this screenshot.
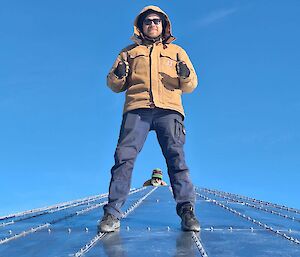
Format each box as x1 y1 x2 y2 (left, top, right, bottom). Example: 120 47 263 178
131 5 176 45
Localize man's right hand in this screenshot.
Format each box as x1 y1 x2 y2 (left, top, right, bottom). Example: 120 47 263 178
114 61 130 79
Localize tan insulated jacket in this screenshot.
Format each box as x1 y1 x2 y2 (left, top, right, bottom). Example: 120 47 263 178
107 5 198 117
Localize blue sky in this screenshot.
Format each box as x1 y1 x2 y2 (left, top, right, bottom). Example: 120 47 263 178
1 0 299 215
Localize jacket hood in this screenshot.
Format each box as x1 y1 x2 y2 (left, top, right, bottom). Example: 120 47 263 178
131 5 176 45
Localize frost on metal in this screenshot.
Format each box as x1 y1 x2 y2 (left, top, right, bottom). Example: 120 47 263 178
0 187 299 257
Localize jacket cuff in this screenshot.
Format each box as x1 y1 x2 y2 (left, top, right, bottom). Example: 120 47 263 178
107 73 127 92
179 75 192 84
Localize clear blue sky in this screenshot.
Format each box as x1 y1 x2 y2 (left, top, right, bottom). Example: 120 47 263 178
1 0 299 215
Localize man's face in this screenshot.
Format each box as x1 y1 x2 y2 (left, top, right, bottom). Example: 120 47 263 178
142 13 163 39
151 177 162 186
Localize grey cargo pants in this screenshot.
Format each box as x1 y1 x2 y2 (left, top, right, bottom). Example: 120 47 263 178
103 108 196 219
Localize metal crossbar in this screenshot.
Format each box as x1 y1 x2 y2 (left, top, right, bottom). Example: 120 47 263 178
0 187 147 245
200 187 300 214
196 192 300 245
73 187 157 257
199 188 300 223
192 232 209 257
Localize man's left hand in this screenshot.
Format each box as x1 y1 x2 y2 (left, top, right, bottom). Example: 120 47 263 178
176 61 190 78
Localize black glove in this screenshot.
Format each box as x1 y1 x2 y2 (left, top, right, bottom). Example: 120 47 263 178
114 61 129 79
176 61 190 78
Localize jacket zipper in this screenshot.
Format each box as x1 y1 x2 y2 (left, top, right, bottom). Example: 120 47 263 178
149 45 154 107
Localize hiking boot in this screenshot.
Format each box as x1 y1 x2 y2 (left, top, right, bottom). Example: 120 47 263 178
178 205 200 232
98 213 120 233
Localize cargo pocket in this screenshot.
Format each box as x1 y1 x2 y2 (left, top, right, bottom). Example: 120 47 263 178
174 118 186 144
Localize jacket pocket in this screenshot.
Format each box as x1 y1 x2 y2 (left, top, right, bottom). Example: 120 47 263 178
159 52 177 78
128 50 149 76
159 52 180 91
174 118 186 144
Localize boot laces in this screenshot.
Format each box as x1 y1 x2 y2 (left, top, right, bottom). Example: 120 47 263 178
104 213 117 222
182 207 195 220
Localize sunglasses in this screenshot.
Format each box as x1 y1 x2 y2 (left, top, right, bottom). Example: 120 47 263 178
143 18 162 25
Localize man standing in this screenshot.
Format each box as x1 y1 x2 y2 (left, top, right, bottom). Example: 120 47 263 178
99 5 200 232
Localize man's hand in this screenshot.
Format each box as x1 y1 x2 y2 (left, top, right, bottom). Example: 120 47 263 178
114 61 130 79
176 61 190 78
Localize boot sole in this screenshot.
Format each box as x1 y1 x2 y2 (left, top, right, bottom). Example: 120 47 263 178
181 222 201 232
98 223 120 233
